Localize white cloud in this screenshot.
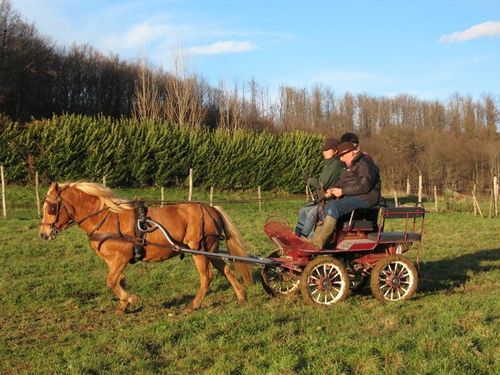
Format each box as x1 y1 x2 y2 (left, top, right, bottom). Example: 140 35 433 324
439 21 500 43
187 41 258 55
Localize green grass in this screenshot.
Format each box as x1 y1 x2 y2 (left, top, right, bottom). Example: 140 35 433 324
1 186 499 374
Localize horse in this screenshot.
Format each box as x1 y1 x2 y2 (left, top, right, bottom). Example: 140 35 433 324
39 182 253 314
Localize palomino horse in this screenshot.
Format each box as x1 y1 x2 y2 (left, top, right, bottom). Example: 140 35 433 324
39 182 253 313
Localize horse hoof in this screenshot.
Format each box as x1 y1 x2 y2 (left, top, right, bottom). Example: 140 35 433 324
115 308 126 315
128 295 141 306
184 304 199 313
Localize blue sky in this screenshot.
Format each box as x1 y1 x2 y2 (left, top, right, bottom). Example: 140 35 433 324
11 0 500 100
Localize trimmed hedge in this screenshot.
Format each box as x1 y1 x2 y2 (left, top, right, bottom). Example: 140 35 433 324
0 115 324 192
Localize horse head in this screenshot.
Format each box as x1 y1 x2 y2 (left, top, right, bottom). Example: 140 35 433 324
39 182 76 240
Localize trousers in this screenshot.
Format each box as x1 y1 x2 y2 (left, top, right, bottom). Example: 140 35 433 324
295 202 321 237
324 196 371 219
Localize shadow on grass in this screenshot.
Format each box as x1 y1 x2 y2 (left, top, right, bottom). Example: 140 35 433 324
418 248 500 293
161 295 195 309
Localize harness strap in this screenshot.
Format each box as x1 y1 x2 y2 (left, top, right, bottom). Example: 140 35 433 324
88 232 174 252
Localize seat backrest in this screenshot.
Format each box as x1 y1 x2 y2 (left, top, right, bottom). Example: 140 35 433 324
353 207 380 222
339 207 379 232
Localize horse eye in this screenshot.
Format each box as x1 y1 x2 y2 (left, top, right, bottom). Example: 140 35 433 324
47 204 57 215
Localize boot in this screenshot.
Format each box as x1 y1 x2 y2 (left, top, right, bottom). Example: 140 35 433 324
311 216 337 249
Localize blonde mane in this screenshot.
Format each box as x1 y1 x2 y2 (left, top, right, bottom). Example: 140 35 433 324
60 181 134 213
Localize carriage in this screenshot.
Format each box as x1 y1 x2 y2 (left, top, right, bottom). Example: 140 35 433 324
259 205 425 306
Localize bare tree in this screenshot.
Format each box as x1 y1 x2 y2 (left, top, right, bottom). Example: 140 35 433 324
132 57 162 121
164 48 205 127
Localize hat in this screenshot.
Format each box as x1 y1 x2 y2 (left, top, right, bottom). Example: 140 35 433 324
322 137 340 151
340 132 359 145
336 142 357 156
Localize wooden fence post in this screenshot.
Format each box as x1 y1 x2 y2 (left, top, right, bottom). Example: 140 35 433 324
258 185 262 214
406 177 411 195
434 185 438 212
1 165 6 219
472 190 483 218
393 191 398 207
210 187 214 207
418 174 423 204
161 187 165 208
494 176 498 217
188 168 193 201
488 180 494 218
473 184 477 216
35 171 41 218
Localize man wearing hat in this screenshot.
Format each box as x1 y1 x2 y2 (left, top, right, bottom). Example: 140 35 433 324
295 137 344 238
340 131 373 162
310 141 381 249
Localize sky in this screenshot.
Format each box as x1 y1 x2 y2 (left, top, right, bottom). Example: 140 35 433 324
10 0 500 101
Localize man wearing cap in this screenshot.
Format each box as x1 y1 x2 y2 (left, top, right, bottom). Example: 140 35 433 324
310 141 381 248
295 137 344 238
340 131 373 162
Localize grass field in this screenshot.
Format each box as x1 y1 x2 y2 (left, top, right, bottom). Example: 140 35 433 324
1 186 499 374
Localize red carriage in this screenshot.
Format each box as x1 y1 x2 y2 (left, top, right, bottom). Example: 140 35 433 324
260 206 425 306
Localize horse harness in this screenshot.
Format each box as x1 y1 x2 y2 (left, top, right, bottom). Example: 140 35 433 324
44 191 224 264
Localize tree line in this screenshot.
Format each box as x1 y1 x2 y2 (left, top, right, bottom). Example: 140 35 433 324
0 0 499 193
0 114 498 195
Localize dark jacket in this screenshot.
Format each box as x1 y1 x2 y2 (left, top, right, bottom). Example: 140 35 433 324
308 157 344 192
335 153 381 206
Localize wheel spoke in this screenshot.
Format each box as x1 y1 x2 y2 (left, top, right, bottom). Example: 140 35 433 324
326 265 334 277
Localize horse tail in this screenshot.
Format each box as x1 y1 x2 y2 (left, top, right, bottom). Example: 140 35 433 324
213 206 253 285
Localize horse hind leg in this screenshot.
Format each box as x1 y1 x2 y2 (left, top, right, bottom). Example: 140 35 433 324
209 258 247 304
186 254 213 312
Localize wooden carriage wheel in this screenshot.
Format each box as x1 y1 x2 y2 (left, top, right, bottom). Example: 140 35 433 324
299 256 349 306
370 254 418 303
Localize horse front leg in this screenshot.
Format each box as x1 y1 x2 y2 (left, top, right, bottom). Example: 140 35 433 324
185 254 213 312
101 246 141 314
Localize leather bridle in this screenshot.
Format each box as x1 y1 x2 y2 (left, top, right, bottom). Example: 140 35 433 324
41 186 107 238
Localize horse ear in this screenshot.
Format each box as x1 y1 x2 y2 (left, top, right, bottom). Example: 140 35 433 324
53 182 59 193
